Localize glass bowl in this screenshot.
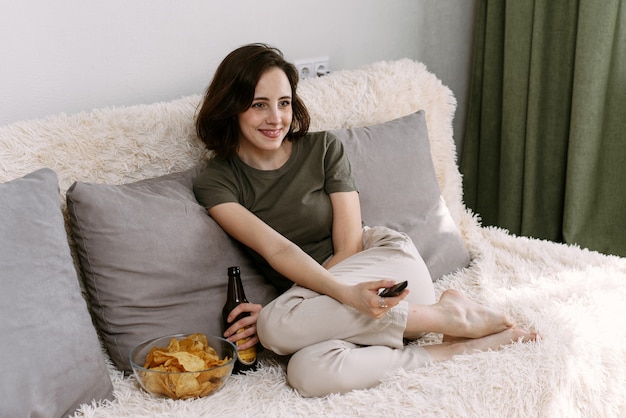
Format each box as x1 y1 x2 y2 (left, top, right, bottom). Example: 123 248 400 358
129 333 236 399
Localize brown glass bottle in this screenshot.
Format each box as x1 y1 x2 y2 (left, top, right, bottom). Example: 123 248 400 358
222 266 257 373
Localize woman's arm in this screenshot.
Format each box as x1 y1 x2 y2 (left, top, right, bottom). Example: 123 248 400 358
323 191 363 269
209 202 347 298
208 202 402 318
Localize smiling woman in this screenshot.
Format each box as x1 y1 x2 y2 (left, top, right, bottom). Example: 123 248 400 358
194 44 310 161
236 67 294 170
191 43 535 397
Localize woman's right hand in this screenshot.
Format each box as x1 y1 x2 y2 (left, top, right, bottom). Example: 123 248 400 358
341 280 410 319
223 302 262 351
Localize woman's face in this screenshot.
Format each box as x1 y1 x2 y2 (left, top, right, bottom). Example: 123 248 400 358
237 67 293 156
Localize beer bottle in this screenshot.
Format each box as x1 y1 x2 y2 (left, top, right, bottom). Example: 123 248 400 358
222 266 257 373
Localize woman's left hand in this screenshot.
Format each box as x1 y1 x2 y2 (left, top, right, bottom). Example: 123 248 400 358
223 302 263 351
343 280 409 319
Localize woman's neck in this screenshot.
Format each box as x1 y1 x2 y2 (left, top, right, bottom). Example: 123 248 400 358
237 140 293 171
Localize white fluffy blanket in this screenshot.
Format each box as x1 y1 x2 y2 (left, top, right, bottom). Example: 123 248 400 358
2 60 625 417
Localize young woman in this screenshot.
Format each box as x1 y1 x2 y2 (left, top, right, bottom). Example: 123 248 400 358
193 43 536 397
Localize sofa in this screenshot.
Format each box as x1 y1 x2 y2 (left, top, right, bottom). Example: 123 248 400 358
1 59 625 418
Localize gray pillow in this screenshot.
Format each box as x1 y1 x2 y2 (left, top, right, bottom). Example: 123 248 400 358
66 167 279 371
0 168 113 418
332 111 470 280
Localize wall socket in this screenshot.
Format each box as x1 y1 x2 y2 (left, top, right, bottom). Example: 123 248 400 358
295 56 330 80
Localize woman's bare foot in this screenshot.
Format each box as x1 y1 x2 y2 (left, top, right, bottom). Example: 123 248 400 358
424 327 537 361
404 289 514 340
436 289 515 338
442 334 469 343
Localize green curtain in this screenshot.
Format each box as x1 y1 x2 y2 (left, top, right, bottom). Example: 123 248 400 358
461 0 626 257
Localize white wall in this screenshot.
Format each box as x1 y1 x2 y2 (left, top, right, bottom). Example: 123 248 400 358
1 0 476 147
416 0 477 153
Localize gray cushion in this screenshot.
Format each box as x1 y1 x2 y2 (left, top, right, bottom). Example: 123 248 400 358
0 168 113 418
332 111 470 279
66 167 279 371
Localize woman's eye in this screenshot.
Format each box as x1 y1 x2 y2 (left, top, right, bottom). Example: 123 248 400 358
251 102 265 109
279 100 291 107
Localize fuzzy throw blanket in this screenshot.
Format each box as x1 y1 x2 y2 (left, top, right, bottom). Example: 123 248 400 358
2 60 625 417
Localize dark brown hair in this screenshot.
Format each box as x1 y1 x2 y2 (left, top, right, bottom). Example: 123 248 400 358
195 43 310 159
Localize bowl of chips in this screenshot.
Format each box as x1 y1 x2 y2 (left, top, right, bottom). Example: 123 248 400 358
129 333 236 399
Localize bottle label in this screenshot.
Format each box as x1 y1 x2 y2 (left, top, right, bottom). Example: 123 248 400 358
235 327 257 365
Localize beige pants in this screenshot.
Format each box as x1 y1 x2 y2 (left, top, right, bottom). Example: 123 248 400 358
257 226 437 397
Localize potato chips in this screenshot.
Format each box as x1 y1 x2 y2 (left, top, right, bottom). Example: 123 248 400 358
138 333 232 399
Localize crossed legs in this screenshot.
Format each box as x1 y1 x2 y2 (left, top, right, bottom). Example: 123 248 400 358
260 226 537 396
286 290 537 397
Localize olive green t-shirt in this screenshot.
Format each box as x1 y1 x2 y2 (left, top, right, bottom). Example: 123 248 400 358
193 131 358 292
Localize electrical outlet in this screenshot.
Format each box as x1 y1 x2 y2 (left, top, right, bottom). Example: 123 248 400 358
295 56 330 80
314 59 330 77
295 61 315 80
